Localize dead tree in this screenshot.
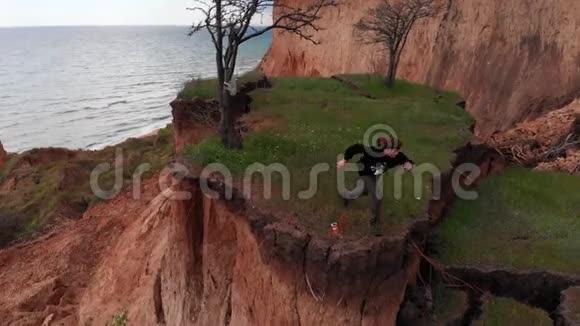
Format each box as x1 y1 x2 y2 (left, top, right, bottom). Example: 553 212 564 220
190 0 337 149
355 0 439 88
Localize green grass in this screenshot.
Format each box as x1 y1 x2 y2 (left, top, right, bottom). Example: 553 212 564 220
178 70 265 100
0 126 174 245
474 296 552 326
435 167 580 273
185 75 472 238
106 311 128 326
178 77 217 100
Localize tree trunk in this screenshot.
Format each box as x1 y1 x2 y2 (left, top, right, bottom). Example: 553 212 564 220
385 51 396 88
219 90 243 149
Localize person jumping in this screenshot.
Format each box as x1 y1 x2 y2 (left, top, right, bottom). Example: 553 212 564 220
336 136 414 234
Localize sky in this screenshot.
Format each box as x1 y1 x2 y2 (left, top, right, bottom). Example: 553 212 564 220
0 0 272 27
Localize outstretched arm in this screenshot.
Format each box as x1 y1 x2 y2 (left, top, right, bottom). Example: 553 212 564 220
337 143 365 169
344 143 365 160
396 152 415 170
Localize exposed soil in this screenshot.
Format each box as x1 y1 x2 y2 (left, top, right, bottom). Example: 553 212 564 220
0 141 7 170
170 98 219 152
0 129 174 248
0 175 162 325
487 99 580 174
556 286 580 325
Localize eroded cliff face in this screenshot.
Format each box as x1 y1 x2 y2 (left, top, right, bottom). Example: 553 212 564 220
78 178 414 326
0 141 7 170
0 141 506 325
260 0 580 136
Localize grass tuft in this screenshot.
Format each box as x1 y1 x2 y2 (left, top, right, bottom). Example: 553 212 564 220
474 296 552 326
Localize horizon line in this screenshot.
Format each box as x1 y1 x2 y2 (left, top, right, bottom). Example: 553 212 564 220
0 24 192 28
0 23 272 29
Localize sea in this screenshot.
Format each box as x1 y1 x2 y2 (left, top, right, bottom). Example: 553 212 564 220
0 26 271 153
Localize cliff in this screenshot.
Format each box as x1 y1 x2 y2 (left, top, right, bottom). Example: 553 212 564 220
0 138 504 325
0 141 6 171
260 0 580 137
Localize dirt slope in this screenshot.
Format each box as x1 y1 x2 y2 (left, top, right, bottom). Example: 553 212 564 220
0 176 162 325
0 173 414 325
0 141 6 170
488 99 580 173
260 0 580 137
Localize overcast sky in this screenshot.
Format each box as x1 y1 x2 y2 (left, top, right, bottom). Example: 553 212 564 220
0 0 273 27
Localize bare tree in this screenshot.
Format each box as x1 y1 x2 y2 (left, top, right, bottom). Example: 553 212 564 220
189 0 337 149
355 0 439 88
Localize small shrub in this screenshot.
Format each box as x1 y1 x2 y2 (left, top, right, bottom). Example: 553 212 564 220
106 311 128 326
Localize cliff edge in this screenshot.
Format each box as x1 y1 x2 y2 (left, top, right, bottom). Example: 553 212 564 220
260 0 580 137
0 141 7 171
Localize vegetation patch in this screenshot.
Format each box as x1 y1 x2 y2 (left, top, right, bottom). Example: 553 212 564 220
0 126 174 246
185 75 472 238
435 167 580 273
474 296 552 326
106 311 128 326
178 70 265 100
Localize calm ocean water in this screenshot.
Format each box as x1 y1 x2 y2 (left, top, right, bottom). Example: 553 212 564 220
0 26 271 152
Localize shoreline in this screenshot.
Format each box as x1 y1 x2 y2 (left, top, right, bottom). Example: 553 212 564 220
1 125 167 155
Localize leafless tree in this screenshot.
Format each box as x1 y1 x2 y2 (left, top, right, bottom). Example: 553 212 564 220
189 0 338 149
355 0 439 88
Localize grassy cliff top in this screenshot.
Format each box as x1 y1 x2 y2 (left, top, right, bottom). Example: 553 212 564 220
435 167 580 274
184 75 473 238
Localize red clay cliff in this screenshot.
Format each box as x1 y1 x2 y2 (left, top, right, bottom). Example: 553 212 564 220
260 0 580 137
0 141 7 170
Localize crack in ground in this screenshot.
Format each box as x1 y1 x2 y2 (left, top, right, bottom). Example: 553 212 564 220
359 253 380 326
295 236 312 326
445 267 580 317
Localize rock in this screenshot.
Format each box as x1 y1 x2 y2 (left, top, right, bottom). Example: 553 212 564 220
0 141 6 170
556 286 580 326
260 0 580 137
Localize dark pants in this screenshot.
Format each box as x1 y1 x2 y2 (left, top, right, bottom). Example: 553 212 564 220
343 175 383 225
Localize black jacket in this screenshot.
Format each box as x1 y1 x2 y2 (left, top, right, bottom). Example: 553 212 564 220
344 143 414 176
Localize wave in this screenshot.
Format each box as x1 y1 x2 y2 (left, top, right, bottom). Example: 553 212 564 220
106 100 129 107
80 100 129 112
150 115 171 122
